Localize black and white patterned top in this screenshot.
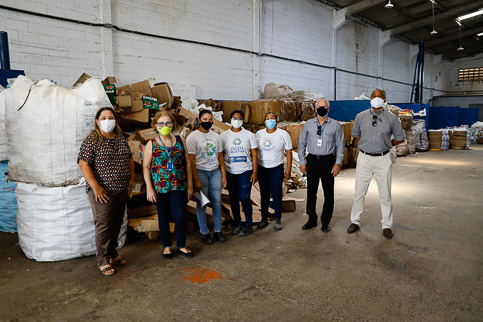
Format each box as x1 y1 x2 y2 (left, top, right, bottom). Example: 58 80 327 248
78 133 132 193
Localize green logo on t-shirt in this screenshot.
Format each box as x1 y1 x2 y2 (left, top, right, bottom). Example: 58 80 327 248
205 143 216 156
233 138 241 145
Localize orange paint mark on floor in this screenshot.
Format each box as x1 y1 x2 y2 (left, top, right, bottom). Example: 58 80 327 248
179 266 224 284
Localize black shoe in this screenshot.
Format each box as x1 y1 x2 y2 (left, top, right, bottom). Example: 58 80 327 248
239 226 253 237
321 225 331 233
201 233 213 245
302 222 317 230
383 228 393 239
177 248 194 258
257 218 269 229
347 224 360 234
163 248 173 259
231 225 242 235
274 218 282 230
214 231 226 242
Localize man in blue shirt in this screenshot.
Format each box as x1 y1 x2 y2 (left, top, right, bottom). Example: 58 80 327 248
298 99 345 232
347 88 405 239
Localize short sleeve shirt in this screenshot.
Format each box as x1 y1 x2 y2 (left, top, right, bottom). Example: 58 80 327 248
352 108 405 153
256 128 292 168
78 133 132 192
186 130 223 171
220 128 258 174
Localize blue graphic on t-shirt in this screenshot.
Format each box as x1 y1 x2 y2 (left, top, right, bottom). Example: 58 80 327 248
229 156 247 163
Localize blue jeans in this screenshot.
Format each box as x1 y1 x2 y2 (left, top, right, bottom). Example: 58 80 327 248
226 170 253 227
155 190 187 249
258 164 284 220
196 168 223 234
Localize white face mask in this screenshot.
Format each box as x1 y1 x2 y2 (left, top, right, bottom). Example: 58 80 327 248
231 119 243 129
99 119 116 133
370 97 385 108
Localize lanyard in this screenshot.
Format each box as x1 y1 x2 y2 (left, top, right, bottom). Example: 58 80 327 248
318 121 328 138
158 135 173 161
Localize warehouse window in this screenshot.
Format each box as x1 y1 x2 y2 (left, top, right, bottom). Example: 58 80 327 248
458 68 483 81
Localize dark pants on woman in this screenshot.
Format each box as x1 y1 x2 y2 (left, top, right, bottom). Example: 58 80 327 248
226 170 253 227
258 164 284 220
155 190 187 249
306 154 335 227
87 189 128 267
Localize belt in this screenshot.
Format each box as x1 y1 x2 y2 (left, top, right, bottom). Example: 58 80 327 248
308 153 334 159
360 150 390 157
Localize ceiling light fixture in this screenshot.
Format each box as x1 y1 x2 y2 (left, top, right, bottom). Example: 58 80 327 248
385 1 394 9
477 32 483 36
458 8 483 21
457 25 464 51
430 1 437 35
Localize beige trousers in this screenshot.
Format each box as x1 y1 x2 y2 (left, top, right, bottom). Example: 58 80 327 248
350 151 393 229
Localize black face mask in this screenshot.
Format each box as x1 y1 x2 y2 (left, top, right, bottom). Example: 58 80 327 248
200 121 213 130
317 107 328 117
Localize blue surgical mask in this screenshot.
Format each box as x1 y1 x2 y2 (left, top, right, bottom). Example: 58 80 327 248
265 119 276 129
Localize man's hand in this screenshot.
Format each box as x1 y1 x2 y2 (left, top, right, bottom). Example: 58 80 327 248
331 164 341 177
300 165 307 175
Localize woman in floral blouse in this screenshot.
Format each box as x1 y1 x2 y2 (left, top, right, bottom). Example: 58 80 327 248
78 107 134 276
143 111 194 259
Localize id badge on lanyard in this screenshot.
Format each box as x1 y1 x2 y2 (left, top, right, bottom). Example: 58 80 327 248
317 122 327 147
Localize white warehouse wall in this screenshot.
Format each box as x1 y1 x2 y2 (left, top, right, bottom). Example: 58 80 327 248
446 53 483 93
1 0 449 102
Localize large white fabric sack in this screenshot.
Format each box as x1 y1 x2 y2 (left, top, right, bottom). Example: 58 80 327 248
0 89 8 161
5 76 111 186
15 180 127 262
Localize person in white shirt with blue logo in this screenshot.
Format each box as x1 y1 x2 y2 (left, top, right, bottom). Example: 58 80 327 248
220 110 258 237
255 112 292 230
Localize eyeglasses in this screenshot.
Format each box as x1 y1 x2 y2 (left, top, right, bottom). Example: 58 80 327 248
157 121 173 127
232 117 243 121
317 125 322 135
372 115 377 127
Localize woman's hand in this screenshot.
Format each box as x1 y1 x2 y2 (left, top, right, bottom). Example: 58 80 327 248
93 186 109 203
250 172 258 185
146 188 157 203
128 179 134 194
222 176 227 189
187 185 194 201
284 168 291 180
194 179 202 192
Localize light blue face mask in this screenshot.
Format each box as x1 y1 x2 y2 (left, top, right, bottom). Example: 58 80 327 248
265 119 276 129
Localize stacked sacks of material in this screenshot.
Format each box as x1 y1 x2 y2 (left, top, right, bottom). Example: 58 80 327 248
412 119 429 152
263 82 293 100
405 130 417 154
5 76 126 261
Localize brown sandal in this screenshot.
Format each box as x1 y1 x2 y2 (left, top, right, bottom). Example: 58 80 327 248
110 256 126 266
99 265 115 276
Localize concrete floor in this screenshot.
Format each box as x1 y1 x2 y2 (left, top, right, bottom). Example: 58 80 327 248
1 145 482 321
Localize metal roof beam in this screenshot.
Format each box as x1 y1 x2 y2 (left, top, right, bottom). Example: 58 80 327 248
426 27 483 47
390 1 483 36
345 0 386 16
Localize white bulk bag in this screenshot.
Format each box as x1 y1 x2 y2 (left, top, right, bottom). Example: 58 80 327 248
0 89 8 161
16 180 127 262
5 76 111 186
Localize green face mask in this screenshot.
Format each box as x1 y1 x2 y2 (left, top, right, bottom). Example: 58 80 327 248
158 126 172 136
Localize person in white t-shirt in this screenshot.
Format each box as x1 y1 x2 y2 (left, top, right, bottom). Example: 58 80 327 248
256 112 293 230
220 110 258 237
186 110 227 245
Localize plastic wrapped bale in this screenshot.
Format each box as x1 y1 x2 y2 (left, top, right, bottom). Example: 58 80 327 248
0 161 17 232
399 114 413 131
385 104 400 117
263 82 293 99
413 119 429 152
293 90 325 102
0 89 8 161
396 140 408 156
5 76 111 186
15 180 127 262
441 129 450 151
405 130 417 154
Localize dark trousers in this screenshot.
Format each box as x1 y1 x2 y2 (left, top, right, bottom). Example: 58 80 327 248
306 154 335 227
87 189 128 267
155 190 187 249
226 170 253 227
258 164 284 220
